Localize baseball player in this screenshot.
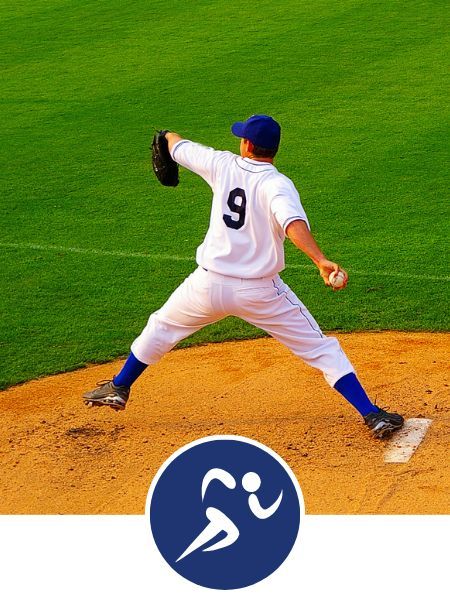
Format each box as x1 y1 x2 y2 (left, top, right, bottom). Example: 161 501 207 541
83 114 404 438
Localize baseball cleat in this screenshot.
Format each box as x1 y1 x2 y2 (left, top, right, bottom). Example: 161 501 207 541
83 380 130 411
364 407 404 439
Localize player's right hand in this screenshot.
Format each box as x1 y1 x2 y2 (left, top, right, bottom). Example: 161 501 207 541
317 259 348 289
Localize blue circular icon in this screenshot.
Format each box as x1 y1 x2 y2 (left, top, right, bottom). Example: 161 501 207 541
147 436 302 590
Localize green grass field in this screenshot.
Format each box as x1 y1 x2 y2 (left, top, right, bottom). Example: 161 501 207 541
1 0 449 389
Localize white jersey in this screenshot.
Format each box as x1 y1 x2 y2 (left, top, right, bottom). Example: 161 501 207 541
171 139 310 278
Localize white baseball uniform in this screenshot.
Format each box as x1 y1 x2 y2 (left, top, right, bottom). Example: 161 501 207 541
131 140 354 386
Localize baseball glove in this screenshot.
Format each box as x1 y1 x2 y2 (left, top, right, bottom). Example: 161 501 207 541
151 130 179 187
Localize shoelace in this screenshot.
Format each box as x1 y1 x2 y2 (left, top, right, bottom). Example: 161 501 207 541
95 379 113 387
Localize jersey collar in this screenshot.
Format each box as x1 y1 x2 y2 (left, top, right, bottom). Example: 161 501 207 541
242 157 274 166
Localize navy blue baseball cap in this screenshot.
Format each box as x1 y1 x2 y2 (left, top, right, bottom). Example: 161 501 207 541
231 114 281 149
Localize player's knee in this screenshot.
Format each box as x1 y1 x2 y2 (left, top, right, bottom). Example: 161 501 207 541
131 315 178 364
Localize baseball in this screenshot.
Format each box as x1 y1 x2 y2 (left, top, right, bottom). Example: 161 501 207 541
329 270 345 289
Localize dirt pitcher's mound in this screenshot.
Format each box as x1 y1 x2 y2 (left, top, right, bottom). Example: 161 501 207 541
0 332 448 514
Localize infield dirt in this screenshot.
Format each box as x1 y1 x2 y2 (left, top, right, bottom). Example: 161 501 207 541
0 332 448 514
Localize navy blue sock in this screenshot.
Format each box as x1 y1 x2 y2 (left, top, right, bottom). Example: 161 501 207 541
113 352 148 388
334 372 379 417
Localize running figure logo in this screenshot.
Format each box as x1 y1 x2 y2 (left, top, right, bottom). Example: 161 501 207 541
176 468 283 562
147 436 302 590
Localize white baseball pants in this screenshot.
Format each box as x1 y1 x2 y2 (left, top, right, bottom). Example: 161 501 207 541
131 267 354 387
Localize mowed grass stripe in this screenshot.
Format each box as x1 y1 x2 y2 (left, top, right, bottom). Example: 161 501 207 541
2 242 449 282
0 242 193 263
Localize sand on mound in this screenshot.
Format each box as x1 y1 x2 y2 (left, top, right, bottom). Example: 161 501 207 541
0 332 448 514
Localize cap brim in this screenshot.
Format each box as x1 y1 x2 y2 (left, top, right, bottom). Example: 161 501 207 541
231 122 246 138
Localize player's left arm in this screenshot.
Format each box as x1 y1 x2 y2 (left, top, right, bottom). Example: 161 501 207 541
286 219 348 288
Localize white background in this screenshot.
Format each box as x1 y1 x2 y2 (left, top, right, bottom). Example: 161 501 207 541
0 515 447 599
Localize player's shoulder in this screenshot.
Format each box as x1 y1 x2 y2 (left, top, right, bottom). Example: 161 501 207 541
215 149 237 162
265 167 299 195
195 143 235 164
208 150 240 174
